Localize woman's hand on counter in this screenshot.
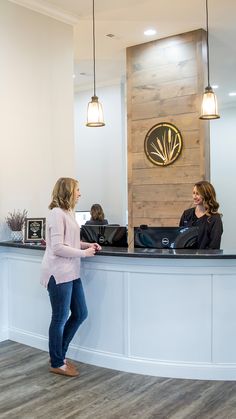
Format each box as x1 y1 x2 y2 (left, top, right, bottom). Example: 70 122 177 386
88 242 102 252
83 242 102 257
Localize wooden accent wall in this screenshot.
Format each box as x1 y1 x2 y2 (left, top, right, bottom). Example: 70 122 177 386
127 29 209 231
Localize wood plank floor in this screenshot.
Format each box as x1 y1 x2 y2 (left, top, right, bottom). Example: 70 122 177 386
1 341 236 419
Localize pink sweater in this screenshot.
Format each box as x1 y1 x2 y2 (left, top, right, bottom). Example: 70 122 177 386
40 207 88 287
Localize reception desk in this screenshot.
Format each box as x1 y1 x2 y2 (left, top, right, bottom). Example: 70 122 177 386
1 242 236 380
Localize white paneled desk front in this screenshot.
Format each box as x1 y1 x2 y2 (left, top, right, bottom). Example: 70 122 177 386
1 243 236 380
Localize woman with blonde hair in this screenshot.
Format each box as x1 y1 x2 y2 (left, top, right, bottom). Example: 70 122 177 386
179 180 223 249
41 177 101 377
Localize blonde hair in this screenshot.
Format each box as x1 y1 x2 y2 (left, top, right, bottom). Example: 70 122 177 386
194 180 221 216
49 177 78 210
90 204 105 221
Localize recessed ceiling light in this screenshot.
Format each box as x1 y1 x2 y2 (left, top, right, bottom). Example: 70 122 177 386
212 85 219 89
229 92 236 96
144 29 156 36
72 74 76 79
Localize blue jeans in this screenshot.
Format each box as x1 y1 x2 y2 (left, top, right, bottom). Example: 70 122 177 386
48 276 88 368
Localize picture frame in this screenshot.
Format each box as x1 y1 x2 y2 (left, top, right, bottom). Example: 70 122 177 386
24 218 46 242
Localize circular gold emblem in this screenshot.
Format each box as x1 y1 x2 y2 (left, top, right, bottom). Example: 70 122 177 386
144 122 183 166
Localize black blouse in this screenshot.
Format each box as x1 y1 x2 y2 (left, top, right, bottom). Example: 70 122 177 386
85 219 108 226
179 208 223 249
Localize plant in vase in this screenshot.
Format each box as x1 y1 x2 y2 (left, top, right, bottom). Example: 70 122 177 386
6 209 28 242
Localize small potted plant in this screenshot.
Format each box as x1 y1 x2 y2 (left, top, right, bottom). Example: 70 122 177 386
6 209 28 242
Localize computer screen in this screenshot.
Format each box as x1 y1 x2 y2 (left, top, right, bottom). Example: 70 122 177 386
134 226 199 249
81 225 128 247
75 211 91 226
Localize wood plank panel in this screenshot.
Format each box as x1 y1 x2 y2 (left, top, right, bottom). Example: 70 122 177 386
131 77 198 105
131 60 197 88
132 201 192 219
132 166 201 185
131 95 198 120
129 31 200 66
132 184 193 202
131 112 201 133
131 40 196 72
127 29 209 229
132 217 180 227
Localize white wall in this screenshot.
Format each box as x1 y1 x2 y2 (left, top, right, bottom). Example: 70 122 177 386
75 83 127 225
210 105 236 249
0 1 75 239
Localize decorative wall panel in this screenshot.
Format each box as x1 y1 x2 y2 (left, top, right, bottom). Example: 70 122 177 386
127 29 209 229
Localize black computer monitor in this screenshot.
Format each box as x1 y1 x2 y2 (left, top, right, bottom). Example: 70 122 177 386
134 226 198 249
81 225 128 247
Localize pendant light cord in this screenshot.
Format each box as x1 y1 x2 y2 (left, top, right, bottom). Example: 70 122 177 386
206 0 210 87
92 0 96 97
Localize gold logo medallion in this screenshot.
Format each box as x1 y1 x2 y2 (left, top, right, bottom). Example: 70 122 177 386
144 122 183 166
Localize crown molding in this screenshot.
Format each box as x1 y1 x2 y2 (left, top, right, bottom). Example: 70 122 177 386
8 0 80 25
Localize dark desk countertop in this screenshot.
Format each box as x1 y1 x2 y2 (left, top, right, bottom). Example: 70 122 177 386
0 241 236 259
0 241 46 251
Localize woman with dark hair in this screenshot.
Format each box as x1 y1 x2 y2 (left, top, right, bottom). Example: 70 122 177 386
179 180 223 249
41 177 101 377
85 203 108 225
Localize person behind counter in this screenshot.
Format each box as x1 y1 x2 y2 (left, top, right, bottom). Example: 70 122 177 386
179 180 223 249
85 203 108 225
40 177 101 377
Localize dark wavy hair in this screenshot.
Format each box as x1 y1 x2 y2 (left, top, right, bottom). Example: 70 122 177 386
49 177 78 210
194 180 221 216
90 204 105 221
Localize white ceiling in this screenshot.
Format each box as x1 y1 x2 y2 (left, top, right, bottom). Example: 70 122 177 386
11 0 236 107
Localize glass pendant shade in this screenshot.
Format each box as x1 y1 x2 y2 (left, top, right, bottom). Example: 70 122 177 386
199 0 220 120
86 95 105 127
200 86 220 120
86 0 105 127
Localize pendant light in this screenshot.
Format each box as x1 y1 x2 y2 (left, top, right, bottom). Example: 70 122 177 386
86 0 105 127
199 0 220 120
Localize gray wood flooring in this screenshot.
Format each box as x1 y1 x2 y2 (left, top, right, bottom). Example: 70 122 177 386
1 340 236 419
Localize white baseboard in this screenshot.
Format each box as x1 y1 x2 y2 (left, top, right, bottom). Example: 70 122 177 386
0 328 9 342
9 328 48 353
7 327 236 381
